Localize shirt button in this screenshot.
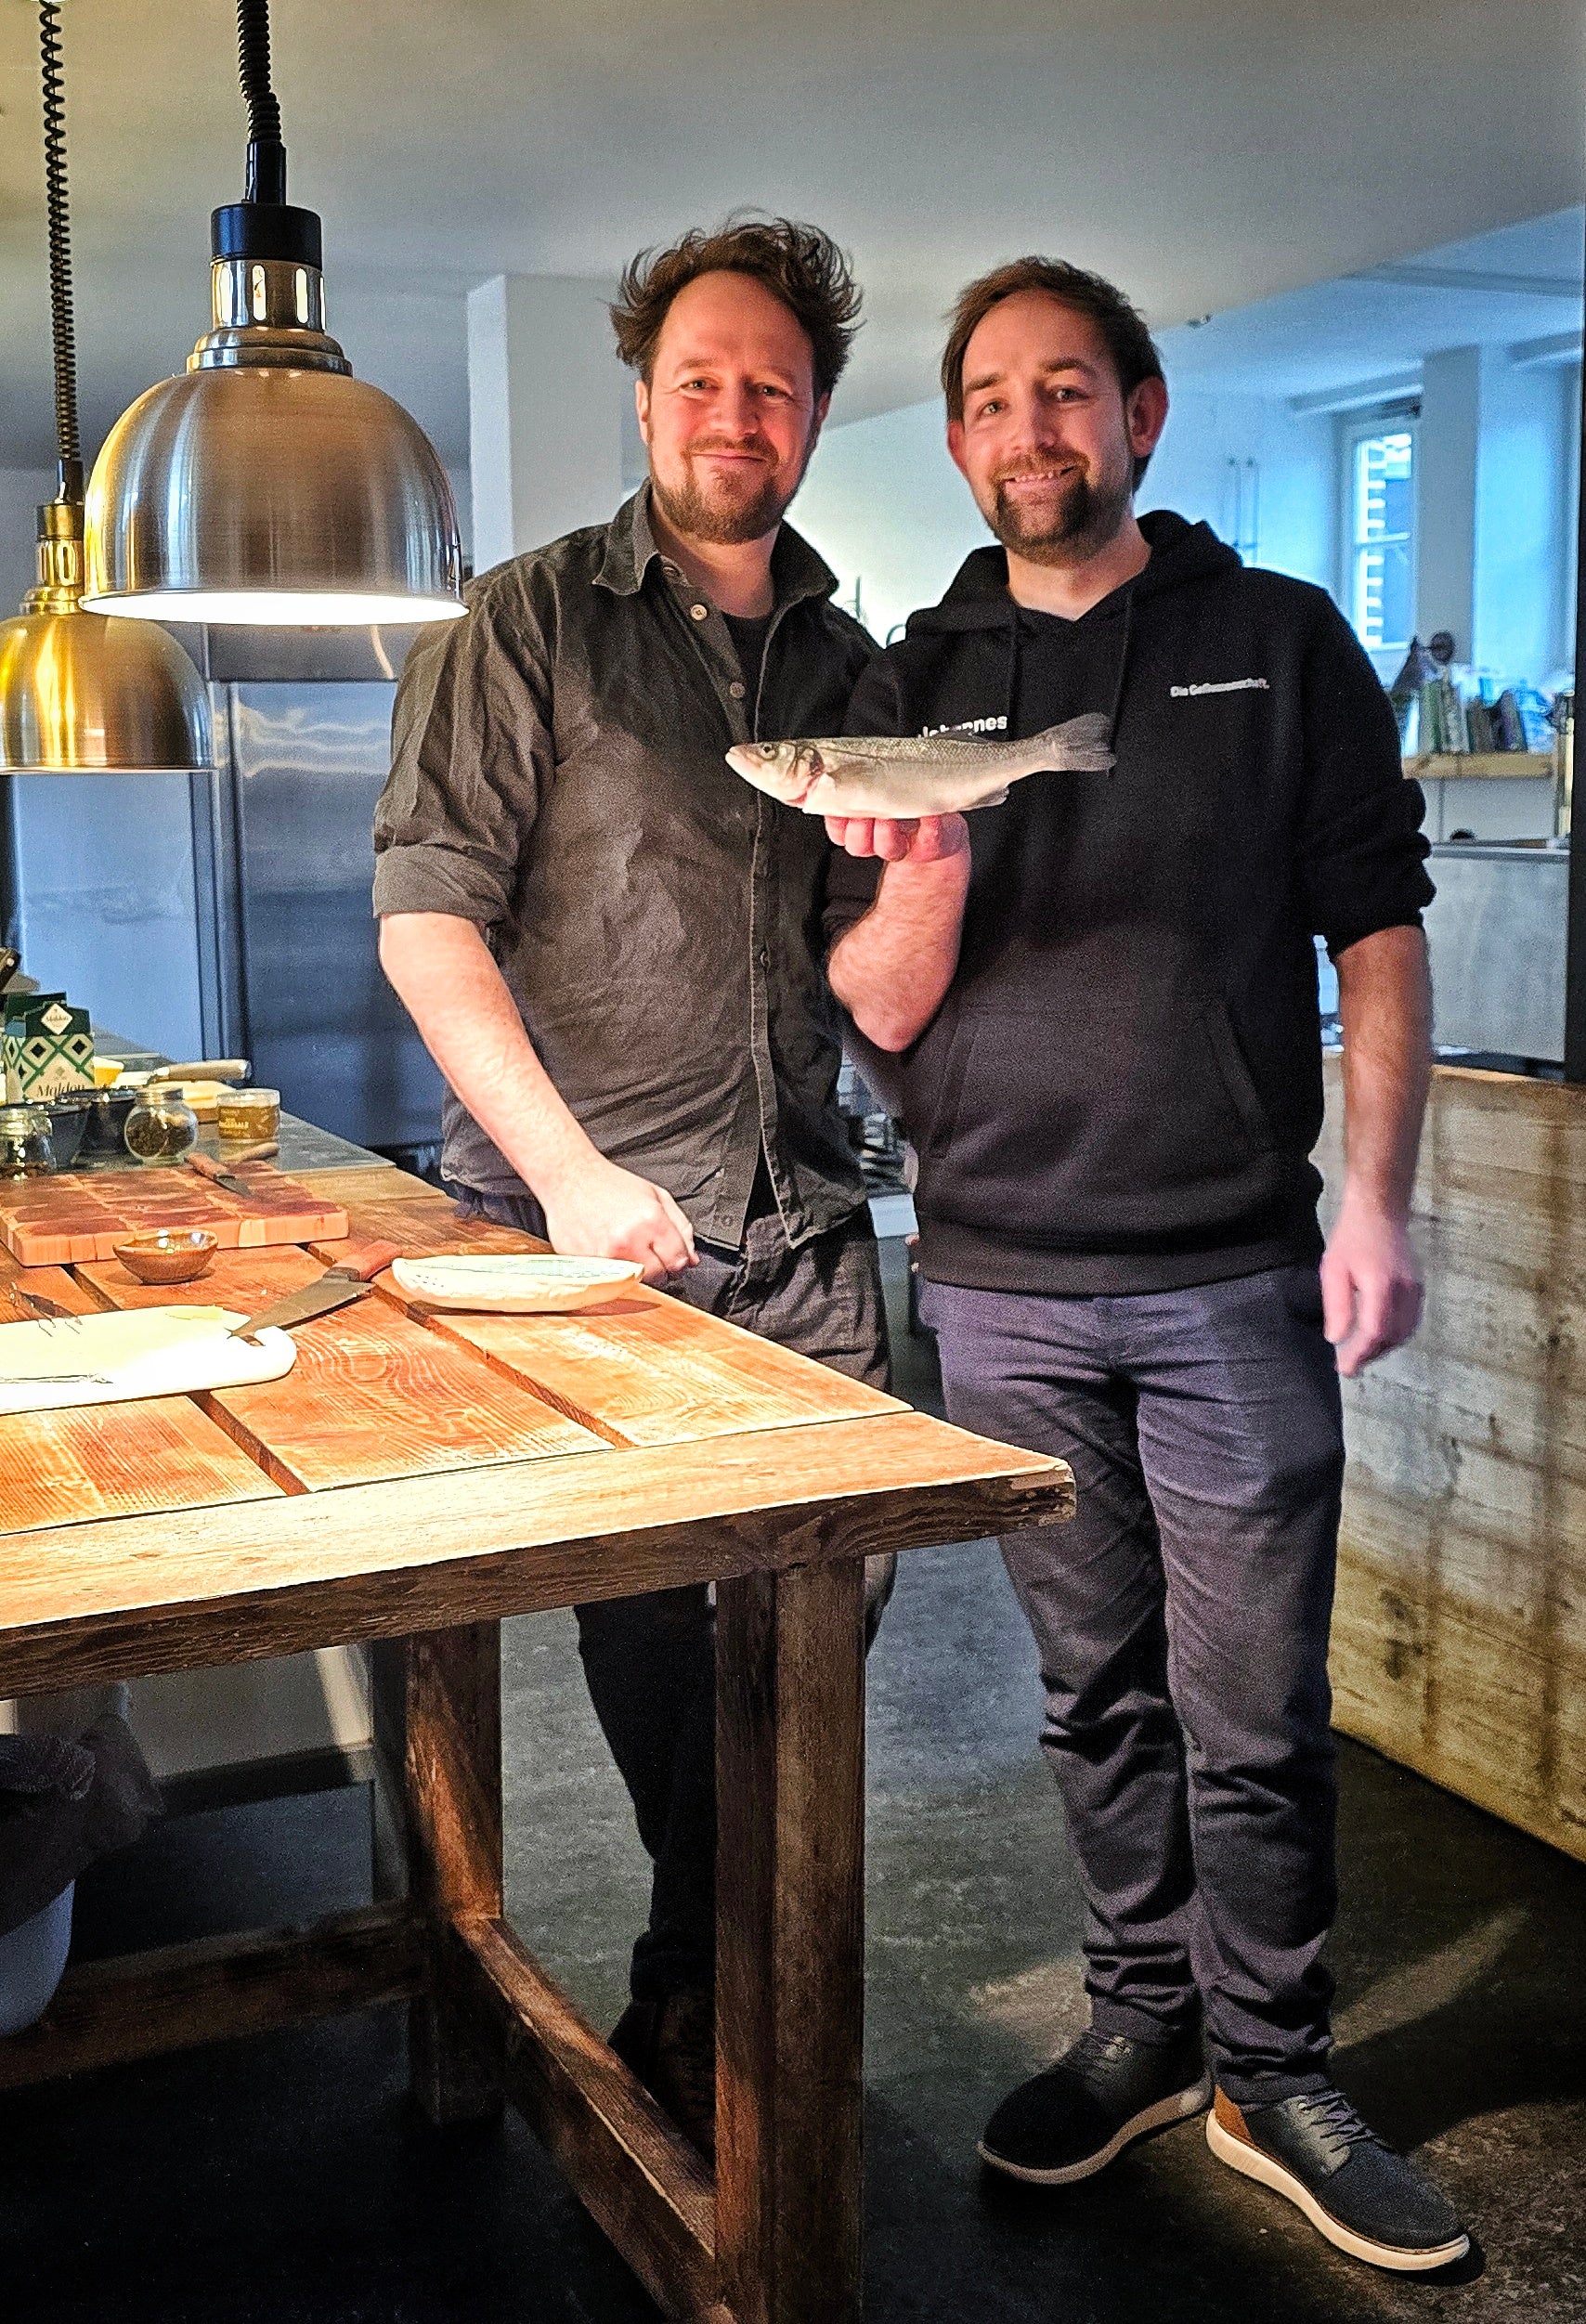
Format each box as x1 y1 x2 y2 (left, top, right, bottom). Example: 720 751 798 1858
689 602 709 622
759 948 771 969
729 680 747 699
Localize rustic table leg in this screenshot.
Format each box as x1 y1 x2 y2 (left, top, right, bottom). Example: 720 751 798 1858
406 1620 505 2124
714 1557 866 2324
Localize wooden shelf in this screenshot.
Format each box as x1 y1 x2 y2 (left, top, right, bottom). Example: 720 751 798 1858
1404 751 1554 780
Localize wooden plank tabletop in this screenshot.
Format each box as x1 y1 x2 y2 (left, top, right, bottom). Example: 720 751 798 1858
0 1162 1073 1696
0 1253 285 1537
305 1173 905 1448
74 1245 606 1493
0 1410 1072 1699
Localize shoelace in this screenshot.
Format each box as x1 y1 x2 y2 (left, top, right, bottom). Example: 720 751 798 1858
1049 2025 1150 2089
1281 2088 1396 2164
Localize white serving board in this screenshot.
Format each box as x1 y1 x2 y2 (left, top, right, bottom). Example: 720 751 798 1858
391 1253 644 1314
0 1305 296 1414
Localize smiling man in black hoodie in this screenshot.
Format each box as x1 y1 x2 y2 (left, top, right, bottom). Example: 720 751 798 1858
825 259 1468 2274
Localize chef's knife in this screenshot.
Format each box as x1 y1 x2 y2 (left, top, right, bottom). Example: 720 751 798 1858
186 1149 255 1197
158 1059 251 1082
231 1241 403 1344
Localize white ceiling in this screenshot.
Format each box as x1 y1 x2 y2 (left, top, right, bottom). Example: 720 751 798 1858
1160 207 1584 400
0 0 1581 471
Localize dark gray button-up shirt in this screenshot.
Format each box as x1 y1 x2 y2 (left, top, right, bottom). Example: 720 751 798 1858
373 486 877 1250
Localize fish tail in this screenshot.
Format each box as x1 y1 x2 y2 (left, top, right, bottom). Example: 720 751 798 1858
1033 711 1115 772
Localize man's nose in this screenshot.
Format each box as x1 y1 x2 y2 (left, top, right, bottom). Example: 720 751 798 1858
708 385 765 440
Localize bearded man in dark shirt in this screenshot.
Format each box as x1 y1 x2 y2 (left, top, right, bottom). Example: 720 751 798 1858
375 219 892 2160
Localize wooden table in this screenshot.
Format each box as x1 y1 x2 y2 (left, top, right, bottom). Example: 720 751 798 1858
0 1167 1072 2323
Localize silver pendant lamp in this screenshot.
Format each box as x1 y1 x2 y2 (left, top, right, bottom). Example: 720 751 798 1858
82 0 464 627
0 3 209 774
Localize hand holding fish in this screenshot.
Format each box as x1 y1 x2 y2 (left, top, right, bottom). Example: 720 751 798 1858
726 710 1113 820
824 811 970 863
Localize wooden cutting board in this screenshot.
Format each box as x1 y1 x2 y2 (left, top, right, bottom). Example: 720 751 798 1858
0 1164 348 1266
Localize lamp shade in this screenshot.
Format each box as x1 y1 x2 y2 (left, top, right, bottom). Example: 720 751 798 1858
83 360 465 627
82 216 465 628
0 605 211 774
0 500 210 774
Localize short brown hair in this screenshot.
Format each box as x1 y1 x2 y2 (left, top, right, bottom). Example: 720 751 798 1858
610 215 862 404
942 257 1164 480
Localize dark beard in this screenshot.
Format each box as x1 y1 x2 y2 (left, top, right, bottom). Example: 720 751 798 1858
651 460 791 547
990 463 1133 566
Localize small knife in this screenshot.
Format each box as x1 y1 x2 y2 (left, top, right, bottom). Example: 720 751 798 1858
231 1241 403 1344
186 1149 256 1197
12 1286 72 1322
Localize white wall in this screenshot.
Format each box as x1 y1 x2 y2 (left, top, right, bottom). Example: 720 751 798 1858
1474 357 1575 682
467 275 627 574
1143 388 1333 587
794 399 989 644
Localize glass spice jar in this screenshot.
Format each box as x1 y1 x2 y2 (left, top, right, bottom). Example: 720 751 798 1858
123 1082 200 1164
0 1102 55 1178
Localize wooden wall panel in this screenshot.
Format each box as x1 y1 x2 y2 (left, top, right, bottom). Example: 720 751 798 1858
1320 1057 1586 1862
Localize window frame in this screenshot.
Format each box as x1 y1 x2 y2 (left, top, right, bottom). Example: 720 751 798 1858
1337 401 1420 676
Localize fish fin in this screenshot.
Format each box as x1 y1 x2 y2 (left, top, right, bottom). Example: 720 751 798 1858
1032 710 1115 773
979 788 1009 809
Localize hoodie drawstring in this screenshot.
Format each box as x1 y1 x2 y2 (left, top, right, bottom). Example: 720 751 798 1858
1003 585 1138 771
1105 589 1137 762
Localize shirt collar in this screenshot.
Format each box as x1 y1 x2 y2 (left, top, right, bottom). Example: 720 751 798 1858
593 480 839 610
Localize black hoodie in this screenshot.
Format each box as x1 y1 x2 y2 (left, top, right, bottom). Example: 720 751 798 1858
826 513 1433 1295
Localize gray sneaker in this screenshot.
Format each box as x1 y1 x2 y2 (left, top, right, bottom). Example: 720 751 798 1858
979 2023 1212 2184
1207 2086 1470 2272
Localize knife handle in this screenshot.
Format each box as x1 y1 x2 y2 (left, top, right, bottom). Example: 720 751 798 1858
186 1150 246 1186
330 1240 403 1282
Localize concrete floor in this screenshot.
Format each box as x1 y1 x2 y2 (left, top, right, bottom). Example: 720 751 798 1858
4 1247 1583 2321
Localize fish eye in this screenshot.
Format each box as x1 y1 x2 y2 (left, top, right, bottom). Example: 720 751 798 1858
759 745 779 760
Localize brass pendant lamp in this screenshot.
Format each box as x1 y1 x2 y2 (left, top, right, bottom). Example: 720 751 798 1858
82 0 464 628
0 3 209 774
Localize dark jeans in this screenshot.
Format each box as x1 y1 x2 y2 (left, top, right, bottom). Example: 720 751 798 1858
463 1190 892 2004
920 1262 1345 2106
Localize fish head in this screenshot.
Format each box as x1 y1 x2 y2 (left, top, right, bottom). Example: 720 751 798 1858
725 739 826 806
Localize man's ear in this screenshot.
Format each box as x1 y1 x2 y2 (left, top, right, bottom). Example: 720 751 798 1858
1128 376 1169 463
946 417 969 481
635 375 652 447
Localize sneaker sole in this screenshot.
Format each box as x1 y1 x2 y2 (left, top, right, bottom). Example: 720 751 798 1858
1205 2112 1471 2273
978 2073 1214 2185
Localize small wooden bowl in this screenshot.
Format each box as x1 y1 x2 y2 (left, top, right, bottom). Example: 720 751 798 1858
111 1227 219 1284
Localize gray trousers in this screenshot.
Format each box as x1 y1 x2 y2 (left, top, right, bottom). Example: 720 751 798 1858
463 1191 891 2001
920 1261 1345 2105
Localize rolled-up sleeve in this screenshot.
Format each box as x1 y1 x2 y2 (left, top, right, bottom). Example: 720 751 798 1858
372 574 553 928
1296 601 1434 958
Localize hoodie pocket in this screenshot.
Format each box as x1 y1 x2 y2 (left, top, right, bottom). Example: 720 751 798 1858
1202 1002 1277 1152
908 993 1288 1244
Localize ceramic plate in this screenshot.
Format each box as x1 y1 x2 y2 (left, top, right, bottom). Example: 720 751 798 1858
391 1253 644 1314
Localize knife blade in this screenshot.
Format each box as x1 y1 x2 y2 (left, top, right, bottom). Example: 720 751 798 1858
185 1149 255 1197
11 1286 72 1322
230 1240 403 1343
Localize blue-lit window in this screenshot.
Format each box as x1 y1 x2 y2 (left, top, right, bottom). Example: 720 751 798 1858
1346 423 1415 655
